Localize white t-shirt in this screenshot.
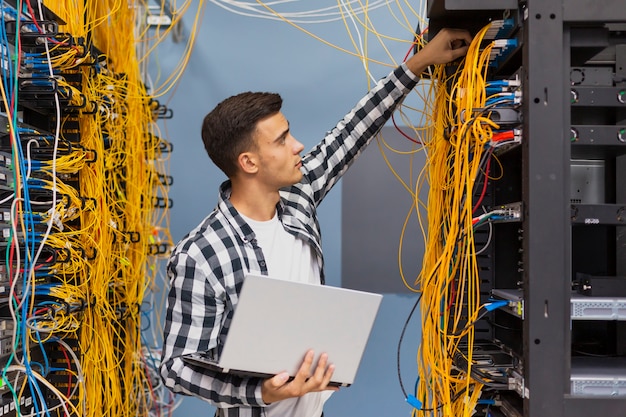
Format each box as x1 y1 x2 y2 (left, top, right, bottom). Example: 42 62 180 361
242 212 320 285
241 212 332 417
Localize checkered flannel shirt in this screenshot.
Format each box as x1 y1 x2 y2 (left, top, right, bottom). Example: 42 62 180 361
160 63 419 417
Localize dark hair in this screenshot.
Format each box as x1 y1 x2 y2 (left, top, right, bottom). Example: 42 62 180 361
201 92 283 177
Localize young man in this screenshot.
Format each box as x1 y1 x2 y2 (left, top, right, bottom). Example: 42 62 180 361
161 28 472 417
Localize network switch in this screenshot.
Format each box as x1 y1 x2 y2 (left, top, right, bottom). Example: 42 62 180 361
571 356 626 396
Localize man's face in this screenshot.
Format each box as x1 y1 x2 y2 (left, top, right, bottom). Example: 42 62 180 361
252 112 305 190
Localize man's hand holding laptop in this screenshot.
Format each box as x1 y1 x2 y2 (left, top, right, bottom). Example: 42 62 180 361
261 350 339 403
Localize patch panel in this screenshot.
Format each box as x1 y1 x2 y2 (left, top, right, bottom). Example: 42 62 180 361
0 392 33 417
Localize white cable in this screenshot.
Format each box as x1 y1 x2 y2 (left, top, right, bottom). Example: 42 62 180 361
339 0 377 84
25 138 40 180
0 191 15 205
475 207 494 255
208 0 394 24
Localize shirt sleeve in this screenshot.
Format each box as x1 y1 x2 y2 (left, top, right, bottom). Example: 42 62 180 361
302 63 420 205
159 245 267 408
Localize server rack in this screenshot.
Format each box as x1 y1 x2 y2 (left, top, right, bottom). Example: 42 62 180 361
0 2 175 416
426 1 626 416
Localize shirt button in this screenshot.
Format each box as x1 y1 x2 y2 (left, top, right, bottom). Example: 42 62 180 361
259 261 266 267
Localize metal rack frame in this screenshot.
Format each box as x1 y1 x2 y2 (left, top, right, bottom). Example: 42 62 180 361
427 1 626 415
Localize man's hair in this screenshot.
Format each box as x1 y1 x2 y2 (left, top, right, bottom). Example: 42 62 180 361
201 91 283 177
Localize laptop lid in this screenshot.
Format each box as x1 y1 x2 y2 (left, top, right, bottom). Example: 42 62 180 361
183 273 382 387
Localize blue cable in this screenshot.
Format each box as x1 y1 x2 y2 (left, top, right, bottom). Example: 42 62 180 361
8 9 50 410
0 5 15 101
485 300 509 312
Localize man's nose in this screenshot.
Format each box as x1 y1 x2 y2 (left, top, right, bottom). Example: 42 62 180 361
293 138 305 153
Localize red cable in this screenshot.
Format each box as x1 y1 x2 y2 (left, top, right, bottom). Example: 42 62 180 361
59 343 73 398
24 0 44 34
403 27 429 62
25 0 68 46
391 113 422 144
447 278 457 311
472 150 493 214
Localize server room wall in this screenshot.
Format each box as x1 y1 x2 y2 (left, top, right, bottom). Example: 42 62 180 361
150 3 427 417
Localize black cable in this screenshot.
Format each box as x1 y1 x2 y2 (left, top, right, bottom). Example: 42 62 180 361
396 291 423 399
448 307 492 337
398 290 505 410
396 289 476 412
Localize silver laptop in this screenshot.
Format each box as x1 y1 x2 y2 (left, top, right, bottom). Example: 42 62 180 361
182 273 383 387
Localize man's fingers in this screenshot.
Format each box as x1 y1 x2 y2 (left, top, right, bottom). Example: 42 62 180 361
450 45 470 60
318 362 337 389
441 28 472 47
323 363 335 384
262 352 337 403
270 372 290 388
290 350 315 383
303 353 337 390
309 353 330 382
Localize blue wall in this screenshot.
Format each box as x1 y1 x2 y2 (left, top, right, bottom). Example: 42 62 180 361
152 3 426 415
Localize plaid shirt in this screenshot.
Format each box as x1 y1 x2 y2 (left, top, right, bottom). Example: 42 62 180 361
160 63 419 417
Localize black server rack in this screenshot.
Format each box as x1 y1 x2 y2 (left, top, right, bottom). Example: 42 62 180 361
426 0 626 416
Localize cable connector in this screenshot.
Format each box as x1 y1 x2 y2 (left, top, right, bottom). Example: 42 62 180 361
489 38 519 68
485 300 509 312
406 395 423 410
493 39 518 48
484 19 516 40
485 76 521 94
507 74 521 88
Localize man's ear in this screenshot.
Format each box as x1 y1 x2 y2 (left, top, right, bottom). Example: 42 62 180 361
237 152 259 174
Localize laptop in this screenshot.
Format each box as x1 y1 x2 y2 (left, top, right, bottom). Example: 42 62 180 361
181 273 383 387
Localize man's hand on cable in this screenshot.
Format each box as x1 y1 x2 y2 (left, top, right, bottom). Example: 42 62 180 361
261 350 339 404
406 27 473 75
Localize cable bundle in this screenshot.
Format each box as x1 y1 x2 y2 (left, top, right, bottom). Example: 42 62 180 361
413 23 504 416
0 0 192 416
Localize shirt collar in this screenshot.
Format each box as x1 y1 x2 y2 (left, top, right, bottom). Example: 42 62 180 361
217 180 256 244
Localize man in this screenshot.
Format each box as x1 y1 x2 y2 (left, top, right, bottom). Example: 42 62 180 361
160 28 472 417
